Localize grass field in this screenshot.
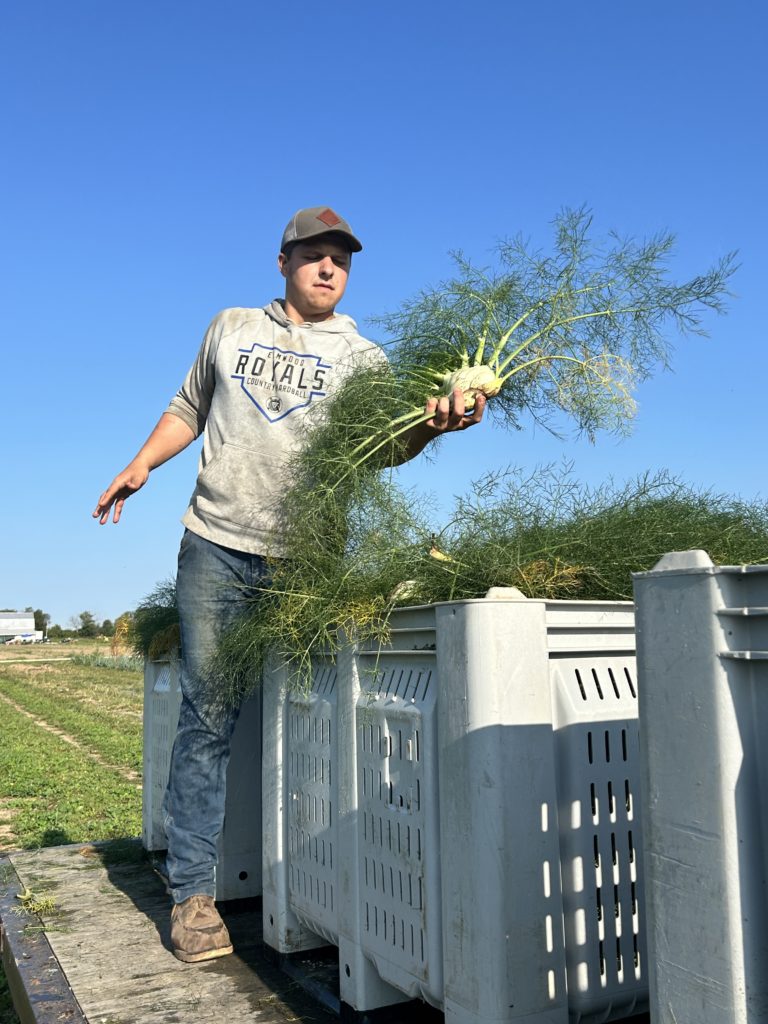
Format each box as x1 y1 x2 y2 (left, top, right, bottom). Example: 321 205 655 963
0 642 144 1024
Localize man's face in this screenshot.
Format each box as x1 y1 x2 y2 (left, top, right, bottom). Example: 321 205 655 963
278 237 352 322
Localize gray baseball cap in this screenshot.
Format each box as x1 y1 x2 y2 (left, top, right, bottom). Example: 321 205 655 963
281 206 363 253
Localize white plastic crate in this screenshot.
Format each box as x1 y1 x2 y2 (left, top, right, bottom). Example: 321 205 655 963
546 603 645 1023
633 551 768 1024
263 595 647 1023
142 655 263 900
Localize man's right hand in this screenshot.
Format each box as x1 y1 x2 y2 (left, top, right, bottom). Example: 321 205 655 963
93 460 150 525
92 413 197 526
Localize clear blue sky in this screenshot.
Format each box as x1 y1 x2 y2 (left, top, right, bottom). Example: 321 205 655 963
1 1 765 628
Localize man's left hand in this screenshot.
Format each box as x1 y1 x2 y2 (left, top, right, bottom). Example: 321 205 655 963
424 386 486 434
398 386 486 463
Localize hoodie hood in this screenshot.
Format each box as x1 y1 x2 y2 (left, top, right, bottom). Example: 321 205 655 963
263 298 360 335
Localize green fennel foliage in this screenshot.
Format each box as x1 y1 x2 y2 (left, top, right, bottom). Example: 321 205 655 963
203 208 739 696
360 207 737 463
419 466 768 602
239 208 736 532
206 466 768 701
128 578 179 659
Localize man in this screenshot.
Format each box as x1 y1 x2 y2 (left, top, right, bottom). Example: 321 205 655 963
94 207 485 963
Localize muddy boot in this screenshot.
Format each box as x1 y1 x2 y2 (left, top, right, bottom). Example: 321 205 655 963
171 894 234 963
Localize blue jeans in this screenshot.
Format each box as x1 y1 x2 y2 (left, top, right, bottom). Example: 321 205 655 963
163 529 270 904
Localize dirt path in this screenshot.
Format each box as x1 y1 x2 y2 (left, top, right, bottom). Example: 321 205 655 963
0 798 39 854
0 691 142 788
0 804 15 852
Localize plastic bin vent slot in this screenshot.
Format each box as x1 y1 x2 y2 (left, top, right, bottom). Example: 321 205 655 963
370 665 433 702
573 665 637 705
312 662 337 695
552 650 646 1016
153 664 171 693
285 662 338 938
355 649 437 985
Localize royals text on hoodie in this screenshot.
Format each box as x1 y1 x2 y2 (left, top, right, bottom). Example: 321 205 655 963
166 300 384 555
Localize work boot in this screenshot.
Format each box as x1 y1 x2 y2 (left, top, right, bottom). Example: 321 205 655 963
170 894 234 963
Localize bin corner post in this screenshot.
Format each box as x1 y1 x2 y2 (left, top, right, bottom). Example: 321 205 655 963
262 656 325 953
142 654 181 852
437 600 568 1024
633 555 768 1024
336 642 410 1013
216 686 263 899
142 655 154 849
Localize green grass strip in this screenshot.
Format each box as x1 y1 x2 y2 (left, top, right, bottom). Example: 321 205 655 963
0 700 141 849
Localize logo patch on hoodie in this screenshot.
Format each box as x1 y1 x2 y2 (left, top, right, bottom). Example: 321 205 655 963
231 342 331 422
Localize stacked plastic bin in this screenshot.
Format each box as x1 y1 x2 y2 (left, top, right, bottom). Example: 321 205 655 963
262 593 646 1022
142 654 263 900
633 551 768 1024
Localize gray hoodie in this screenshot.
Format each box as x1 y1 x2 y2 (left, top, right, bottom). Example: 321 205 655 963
166 300 384 555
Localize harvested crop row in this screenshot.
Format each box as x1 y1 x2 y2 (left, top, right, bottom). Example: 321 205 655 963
0 671 142 774
0 698 142 849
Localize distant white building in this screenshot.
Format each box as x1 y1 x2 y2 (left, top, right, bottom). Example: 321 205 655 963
0 611 40 643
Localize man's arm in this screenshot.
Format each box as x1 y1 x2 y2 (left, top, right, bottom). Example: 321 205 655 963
93 413 196 525
397 387 487 463
94 313 220 525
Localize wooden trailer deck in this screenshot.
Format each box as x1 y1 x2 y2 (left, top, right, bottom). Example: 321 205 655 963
0 840 431 1024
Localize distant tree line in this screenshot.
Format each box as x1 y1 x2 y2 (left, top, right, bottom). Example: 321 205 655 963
40 610 129 640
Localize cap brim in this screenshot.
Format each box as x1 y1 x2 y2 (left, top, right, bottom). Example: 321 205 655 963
301 226 363 253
